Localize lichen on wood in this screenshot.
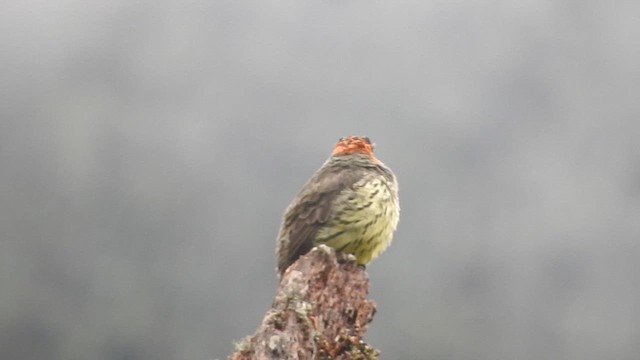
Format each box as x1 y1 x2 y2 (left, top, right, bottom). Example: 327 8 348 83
229 245 379 360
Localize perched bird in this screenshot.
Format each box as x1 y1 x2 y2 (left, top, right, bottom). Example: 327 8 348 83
276 136 399 276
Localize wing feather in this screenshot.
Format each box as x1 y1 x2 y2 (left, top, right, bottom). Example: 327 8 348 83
276 165 364 274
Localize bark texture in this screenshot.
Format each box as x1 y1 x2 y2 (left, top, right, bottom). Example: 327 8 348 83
229 245 379 360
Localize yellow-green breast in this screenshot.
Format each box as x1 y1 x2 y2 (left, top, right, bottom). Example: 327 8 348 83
314 173 399 265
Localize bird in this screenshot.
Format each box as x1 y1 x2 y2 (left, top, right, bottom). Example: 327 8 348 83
276 136 399 276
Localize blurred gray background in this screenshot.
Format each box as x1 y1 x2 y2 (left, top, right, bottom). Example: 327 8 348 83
1 1 639 359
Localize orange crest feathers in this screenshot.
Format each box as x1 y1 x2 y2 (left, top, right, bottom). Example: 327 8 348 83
331 136 379 162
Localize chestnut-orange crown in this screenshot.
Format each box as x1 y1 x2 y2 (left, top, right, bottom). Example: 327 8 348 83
331 136 378 162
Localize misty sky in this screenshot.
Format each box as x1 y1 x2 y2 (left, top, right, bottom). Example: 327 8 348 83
1 1 639 359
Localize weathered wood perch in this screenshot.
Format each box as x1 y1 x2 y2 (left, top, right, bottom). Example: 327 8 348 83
229 245 379 360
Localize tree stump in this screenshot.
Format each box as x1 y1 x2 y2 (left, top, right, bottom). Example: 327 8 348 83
229 245 379 360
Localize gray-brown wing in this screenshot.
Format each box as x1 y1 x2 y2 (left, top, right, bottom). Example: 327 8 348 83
276 166 364 274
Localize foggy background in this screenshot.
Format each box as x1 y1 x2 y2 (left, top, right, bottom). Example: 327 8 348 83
2 1 639 359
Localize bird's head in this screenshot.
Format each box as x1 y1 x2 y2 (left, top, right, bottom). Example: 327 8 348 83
331 136 379 163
